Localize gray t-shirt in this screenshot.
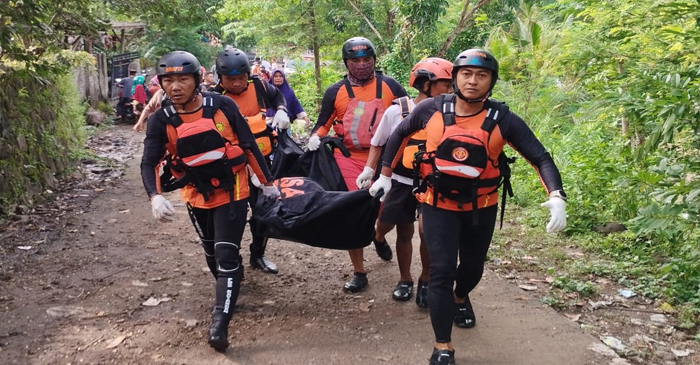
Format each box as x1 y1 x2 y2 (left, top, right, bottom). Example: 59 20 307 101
120 77 135 98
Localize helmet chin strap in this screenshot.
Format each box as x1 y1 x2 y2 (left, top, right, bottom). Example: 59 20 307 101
455 88 490 103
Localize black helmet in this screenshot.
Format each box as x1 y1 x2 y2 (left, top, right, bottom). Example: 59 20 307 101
452 49 499 92
216 48 251 77
342 37 376 62
156 51 202 85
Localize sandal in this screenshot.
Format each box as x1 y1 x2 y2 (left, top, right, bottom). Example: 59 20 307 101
416 280 429 309
454 295 476 328
392 281 414 301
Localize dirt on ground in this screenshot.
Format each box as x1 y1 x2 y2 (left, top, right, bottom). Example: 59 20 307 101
0 125 691 365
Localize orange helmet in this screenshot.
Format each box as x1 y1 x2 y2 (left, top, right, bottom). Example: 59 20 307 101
409 57 453 90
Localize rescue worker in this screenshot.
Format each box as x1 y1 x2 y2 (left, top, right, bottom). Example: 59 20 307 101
356 58 453 307
369 49 567 365
306 37 408 292
140 51 280 352
214 48 291 274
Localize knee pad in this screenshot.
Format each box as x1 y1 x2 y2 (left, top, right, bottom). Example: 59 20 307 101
214 241 241 274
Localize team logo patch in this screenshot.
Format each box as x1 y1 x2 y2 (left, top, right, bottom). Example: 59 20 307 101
452 147 469 161
215 122 225 132
258 141 265 150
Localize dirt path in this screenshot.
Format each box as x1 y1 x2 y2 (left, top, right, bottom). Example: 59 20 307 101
0 126 609 365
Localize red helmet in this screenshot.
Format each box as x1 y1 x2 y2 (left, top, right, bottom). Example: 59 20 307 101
409 57 453 90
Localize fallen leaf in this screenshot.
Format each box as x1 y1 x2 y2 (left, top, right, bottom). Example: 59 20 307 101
142 297 170 306
359 303 371 312
33 240 46 244
672 349 693 357
149 277 164 282
94 188 105 192
119 209 130 214
658 302 676 313
564 313 581 322
518 284 538 291
185 319 198 328
105 335 126 349
131 280 148 287
545 276 555 284
181 282 193 287
46 306 85 318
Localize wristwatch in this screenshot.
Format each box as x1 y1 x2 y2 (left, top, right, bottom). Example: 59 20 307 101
549 190 567 201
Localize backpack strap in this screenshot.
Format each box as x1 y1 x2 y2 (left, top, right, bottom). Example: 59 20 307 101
343 77 355 99
394 96 411 118
441 94 457 127
481 99 510 133
375 73 382 99
251 76 271 111
201 95 221 119
160 99 184 128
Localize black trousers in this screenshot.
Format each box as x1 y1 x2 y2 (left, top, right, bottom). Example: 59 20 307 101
421 203 498 343
116 97 131 117
248 156 273 259
188 201 248 321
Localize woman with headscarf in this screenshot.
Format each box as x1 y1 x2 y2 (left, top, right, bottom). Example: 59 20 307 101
266 69 311 126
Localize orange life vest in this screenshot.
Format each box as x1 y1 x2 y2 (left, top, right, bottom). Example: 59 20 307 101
334 75 385 150
227 76 276 157
391 96 428 178
414 94 515 223
157 96 247 207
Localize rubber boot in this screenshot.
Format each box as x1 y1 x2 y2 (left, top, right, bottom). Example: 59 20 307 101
208 310 230 352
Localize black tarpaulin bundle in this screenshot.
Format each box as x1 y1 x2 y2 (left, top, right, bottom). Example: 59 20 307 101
270 130 306 179
252 177 380 250
270 134 350 191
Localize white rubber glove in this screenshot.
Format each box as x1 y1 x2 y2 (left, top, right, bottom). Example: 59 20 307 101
261 184 281 199
272 109 291 130
307 135 321 151
541 197 567 233
250 172 262 188
369 175 392 202
356 166 375 190
151 195 175 222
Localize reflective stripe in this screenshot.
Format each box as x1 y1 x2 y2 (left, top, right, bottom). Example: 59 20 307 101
184 150 225 166
435 164 481 177
235 170 241 201
349 101 366 149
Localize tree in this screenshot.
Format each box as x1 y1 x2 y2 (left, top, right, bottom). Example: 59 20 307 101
0 0 105 75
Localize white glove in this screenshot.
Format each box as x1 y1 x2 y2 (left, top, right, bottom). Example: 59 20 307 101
369 175 392 202
261 184 281 199
307 135 321 151
355 166 375 190
151 195 175 222
272 109 291 130
250 172 262 188
541 197 567 233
